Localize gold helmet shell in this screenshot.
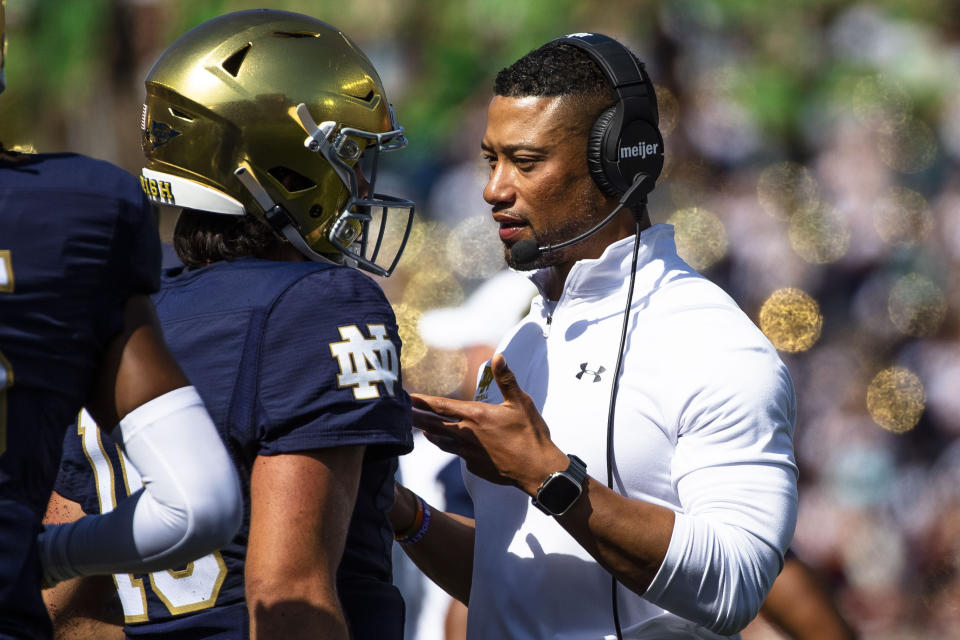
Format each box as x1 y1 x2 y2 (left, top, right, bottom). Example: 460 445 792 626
140 9 414 275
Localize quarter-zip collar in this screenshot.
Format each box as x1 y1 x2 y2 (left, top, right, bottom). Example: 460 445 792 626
527 224 677 304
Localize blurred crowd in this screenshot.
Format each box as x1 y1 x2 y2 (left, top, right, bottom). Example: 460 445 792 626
3 1 959 637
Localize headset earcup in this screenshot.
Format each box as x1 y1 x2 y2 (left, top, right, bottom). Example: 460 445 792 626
587 106 622 198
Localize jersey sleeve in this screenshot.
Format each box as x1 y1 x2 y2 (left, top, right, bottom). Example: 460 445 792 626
53 421 102 516
256 267 413 459
106 184 162 299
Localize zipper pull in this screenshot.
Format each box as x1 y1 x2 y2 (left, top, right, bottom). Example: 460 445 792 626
542 313 553 338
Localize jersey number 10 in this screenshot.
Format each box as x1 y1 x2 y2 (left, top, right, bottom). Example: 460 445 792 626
76 411 227 623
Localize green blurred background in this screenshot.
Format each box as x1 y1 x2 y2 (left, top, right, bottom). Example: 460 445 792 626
4 1 960 638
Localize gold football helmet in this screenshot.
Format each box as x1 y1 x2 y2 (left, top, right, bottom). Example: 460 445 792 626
140 9 414 276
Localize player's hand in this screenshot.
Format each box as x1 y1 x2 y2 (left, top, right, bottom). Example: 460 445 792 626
411 354 568 495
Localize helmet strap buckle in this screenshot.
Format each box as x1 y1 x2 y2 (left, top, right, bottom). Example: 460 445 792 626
264 204 299 233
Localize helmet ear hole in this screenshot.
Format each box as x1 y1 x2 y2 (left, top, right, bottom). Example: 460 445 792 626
268 166 316 193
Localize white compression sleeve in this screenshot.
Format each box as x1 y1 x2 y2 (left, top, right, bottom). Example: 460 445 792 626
39 386 242 586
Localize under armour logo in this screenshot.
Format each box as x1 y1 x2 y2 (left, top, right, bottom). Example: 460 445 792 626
329 324 399 399
576 362 605 382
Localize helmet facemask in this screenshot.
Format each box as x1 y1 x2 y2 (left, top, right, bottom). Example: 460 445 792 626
293 102 414 276
233 102 414 277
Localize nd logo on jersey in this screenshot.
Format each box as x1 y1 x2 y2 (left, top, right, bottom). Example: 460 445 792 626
329 324 399 400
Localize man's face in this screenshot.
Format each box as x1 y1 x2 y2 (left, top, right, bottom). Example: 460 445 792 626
481 95 614 271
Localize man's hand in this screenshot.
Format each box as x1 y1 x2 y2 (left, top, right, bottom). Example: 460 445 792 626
411 354 569 496
412 354 676 603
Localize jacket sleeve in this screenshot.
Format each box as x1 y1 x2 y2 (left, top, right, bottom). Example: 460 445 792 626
644 346 799 635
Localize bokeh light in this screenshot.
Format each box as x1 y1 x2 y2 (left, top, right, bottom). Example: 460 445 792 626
851 74 911 126
404 348 467 397
667 161 716 209
876 116 938 174
445 215 504 280
888 273 946 337
851 272 901 339
655 84 680 138
400 217 450 265
789 204 850 264
658 142 678 183
667 207 727 271
392 302 426 368
873 186 933 246
402 267 464 311
866 366 926 433
758 288 823 353
757 162 820 221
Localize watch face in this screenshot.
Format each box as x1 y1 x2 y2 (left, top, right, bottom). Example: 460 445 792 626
539 474 582 515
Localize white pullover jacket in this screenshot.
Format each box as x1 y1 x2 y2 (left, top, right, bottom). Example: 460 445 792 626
464 225 798 639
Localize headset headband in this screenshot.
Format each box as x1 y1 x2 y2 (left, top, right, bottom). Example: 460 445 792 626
554 33 658 124
545 32 664 201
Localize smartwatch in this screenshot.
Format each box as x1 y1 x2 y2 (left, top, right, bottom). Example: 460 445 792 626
532 454 588 516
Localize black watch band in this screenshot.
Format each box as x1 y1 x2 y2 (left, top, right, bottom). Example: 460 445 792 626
532 454 588 516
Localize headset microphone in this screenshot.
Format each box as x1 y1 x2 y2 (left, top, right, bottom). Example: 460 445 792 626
509 174 650 264
507 239 540 265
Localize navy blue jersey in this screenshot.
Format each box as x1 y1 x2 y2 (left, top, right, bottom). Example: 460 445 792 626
56 258 413 639
0 153 160 639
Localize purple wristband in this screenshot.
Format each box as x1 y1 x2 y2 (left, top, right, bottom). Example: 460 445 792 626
398 499 432 545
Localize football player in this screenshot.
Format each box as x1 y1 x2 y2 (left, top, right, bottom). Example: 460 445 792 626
44 10 415 640
0 2 242 638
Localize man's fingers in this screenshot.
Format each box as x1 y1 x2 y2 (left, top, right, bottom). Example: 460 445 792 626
411 393 469 420
491 354 523 401
412 405 458 431
418 416 461 440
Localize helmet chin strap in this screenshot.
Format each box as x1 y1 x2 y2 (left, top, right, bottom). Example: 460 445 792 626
233 164 342 266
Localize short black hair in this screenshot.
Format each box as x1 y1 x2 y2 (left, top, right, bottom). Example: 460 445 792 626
494 40 615 103
173 208 284 269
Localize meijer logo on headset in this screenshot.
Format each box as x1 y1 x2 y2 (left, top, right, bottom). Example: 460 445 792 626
619 141 660 160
